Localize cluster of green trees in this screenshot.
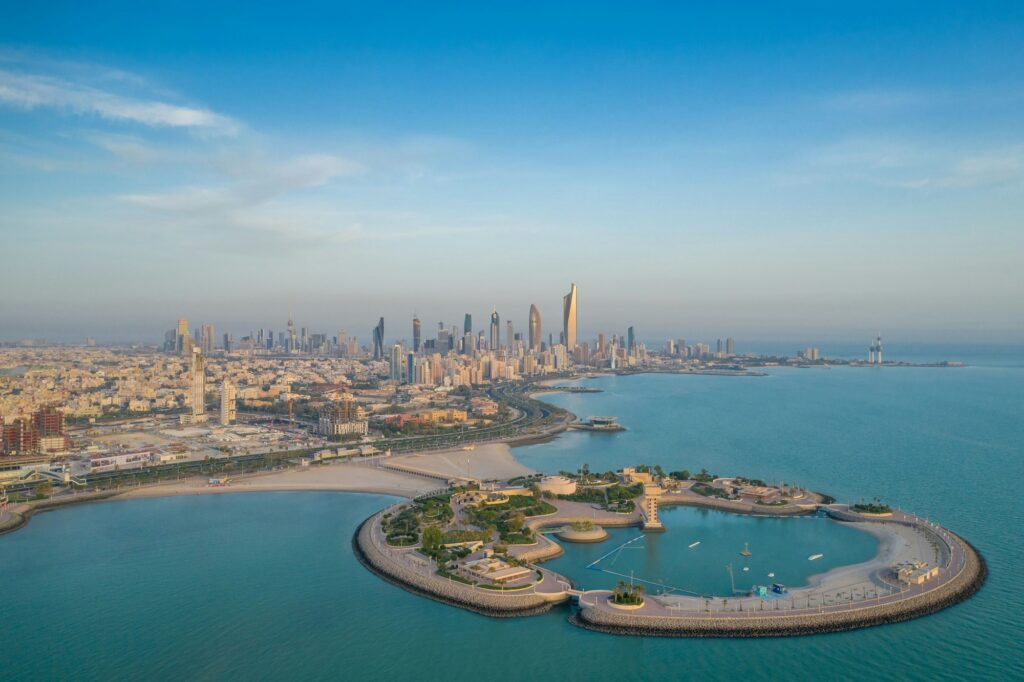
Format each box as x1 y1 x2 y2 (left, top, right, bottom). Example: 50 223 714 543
611 581 645 605
381 495 454 546
559 483 643 508
465 496 554 545
852 498 892 514
442 529 492 544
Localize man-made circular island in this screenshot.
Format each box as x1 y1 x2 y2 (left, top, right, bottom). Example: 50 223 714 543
354 471 986 637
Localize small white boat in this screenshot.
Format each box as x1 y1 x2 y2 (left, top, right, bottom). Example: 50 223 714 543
808 554 824 561
742 566 750 572
767 572 775 578
688 541 701 548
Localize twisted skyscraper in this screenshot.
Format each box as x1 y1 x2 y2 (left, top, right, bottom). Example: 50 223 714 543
562 282 578 350
372 317 384 359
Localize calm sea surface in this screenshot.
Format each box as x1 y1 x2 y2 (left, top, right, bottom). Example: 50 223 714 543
2 347 1022 681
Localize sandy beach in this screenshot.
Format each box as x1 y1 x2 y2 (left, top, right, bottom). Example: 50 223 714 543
386 442 534 482
116 442 535 502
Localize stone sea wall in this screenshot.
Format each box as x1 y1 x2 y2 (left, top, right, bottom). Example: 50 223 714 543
353 513 567 618
0 491 122 536
573 534 987 638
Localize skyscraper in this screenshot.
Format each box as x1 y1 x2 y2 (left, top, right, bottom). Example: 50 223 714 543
176 318 190 355
412 316 421 353
528 304 542 352
372 317 385 359
287 313 297 352
563 282 578 350
437 325 450 356
190 347 206 421
506 320 514 350
464 314 473 335
490 309 500 350
220 380 236 425
627 326 635 352
726 337 735 356
390 344 403 381
222 332 233 353
200 324 215 355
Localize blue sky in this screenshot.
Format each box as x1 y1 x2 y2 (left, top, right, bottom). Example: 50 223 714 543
1 2 1022 343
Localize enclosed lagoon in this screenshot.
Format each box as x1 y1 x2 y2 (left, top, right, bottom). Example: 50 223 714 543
545 506 879 596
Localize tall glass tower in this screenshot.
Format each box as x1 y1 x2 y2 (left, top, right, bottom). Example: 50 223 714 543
372 317 384 359
528 304 542 352
490 309 500 350
562 282 578 350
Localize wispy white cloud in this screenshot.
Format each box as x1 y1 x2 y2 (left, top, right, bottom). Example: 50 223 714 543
783 136 1024 190
820 88 931 112
121 153 362 213
0 68 239 135
1 53 494 257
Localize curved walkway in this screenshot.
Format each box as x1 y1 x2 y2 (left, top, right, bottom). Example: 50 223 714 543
356 496 986 638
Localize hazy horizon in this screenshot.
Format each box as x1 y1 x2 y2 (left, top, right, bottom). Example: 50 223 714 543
2 4 1022 342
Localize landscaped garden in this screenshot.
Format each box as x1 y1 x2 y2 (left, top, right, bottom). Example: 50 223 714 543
381 493 454 546
851 499 892 514
465 495 556 544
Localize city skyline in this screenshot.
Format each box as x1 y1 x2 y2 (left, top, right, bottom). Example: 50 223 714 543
1 5 1022 343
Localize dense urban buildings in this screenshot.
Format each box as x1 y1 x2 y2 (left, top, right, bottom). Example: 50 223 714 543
1 281 886 474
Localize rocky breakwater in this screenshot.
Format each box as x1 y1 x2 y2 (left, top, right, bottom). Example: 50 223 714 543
574 527 986 638
353 511 569 618
0 491 122 536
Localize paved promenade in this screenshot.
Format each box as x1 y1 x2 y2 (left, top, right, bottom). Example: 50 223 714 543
355 495 984 637
574 505 984 636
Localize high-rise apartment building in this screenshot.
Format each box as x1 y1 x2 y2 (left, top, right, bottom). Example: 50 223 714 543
220 381 236 425
528 304 542 352
563 282 578 350
726 337 735 356
464 314 472 335
627 326 635 352
189 347 206 422
412 316 421 353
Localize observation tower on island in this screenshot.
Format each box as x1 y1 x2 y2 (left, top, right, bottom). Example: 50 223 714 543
641 484 665 531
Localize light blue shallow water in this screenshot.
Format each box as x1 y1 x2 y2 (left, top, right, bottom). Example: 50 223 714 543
2 350 1023 681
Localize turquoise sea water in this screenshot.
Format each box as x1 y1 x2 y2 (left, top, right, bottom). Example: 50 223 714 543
2 350 1023 681
545 506 879 596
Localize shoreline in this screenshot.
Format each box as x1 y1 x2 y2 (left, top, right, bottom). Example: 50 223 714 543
351 491 987 637
0 442 535 536
0 371 989 640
